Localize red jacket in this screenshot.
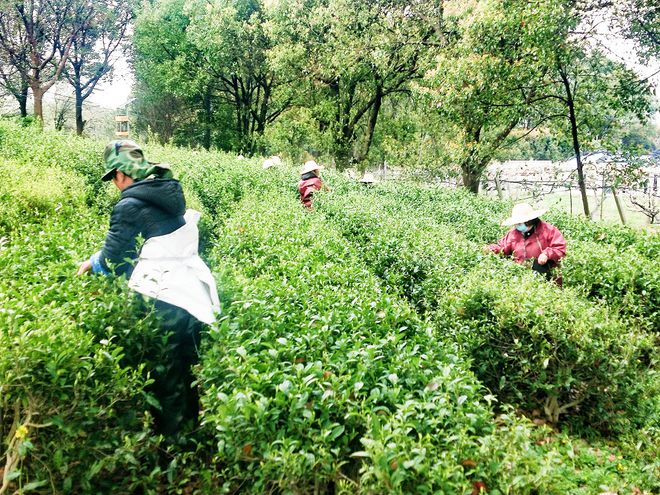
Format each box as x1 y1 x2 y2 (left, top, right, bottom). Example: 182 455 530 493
488 220 566 265
298 177 323 208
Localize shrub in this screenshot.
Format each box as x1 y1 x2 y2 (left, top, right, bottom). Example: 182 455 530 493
441 268 657 429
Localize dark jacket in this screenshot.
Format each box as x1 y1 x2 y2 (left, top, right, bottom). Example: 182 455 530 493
100 179 186 276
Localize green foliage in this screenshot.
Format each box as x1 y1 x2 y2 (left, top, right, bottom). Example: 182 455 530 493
495 131 573 161
602 0 660 61
133 0 295 152
443 270 656 427
420 0 571 192
355 182 660 331
1 120 659 493
126 0 656 189
199 195 481 492
0 158 86 231
0 160 162 492
563 241 660 330
548 50 654 152
314 186 658 433
199 195 566 493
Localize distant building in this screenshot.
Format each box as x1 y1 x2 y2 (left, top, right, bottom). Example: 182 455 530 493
115 115 130 138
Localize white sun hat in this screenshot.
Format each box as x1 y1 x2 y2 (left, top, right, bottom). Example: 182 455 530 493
263 156 282 169
502 203 547 227
360 172 375 183
300 160 324 175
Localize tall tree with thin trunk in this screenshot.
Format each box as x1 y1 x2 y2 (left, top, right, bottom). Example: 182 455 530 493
0 43 29 116
0 0 87 121
541 48 653 218
62 0 133 135
557 61 590 217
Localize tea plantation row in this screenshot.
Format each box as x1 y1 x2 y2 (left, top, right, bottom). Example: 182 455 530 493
0 120 658 493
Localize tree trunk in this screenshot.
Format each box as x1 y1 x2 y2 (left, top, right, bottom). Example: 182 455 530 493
32 84 44 124
334 138 354 171
460 129 487 194
355 84 383 164
560 69 590 218
75 84 84 135
612 187 626 225
17 81 28 117
495 174 504 199
332 117 356 171
256 81 270 136
461 165 481 194
202 89 212 151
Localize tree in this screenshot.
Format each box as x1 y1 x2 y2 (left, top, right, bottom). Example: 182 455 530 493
517 0 655 218
132 0 204 146
629 189 660 224
0 0 87 121
421 0 653 199
549 50 652 216
53 92 72 130
62 0 133 135
133 0 294 152
421 0 563 193
277 0 443 169
0 42 29 116
184 0 295 153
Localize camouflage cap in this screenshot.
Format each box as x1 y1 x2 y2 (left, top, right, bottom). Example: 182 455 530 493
102 140 173 181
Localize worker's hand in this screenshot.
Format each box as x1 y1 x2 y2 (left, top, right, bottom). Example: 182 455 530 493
482 246 492 254
77 259 92 276
537 252 548 265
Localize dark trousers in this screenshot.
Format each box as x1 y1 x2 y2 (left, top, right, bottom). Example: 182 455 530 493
151 300 202 437
532 260 563 287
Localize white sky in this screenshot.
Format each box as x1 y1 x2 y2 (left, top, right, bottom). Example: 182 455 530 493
86 56 133 109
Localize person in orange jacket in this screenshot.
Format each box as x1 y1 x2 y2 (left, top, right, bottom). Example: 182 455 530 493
298 160 325 208
485 203 567 284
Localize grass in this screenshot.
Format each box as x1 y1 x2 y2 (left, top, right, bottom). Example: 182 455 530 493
486 188 658 230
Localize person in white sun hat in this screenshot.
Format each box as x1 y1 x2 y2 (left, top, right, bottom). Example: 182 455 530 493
298 160 326 208
360 172 376 186
485 202 567 285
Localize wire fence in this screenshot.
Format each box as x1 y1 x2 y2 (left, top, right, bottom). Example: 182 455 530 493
386 167 660 226
479 175 660 225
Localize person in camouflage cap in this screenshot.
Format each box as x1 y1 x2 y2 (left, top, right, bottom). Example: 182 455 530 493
101 140 173 182
77 139 218 441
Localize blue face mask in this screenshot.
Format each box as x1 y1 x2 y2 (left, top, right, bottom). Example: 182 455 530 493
516 223 530 233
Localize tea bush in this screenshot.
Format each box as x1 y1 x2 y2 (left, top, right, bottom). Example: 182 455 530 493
199 196 488 492
0 297 158 494
1 120 659 493
315 188 658 431
0 146 194 493
323 183 659 332
0 158 87 233
377 181 659 260
198 195 581 493
441 269 658 428
563 241 660 330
